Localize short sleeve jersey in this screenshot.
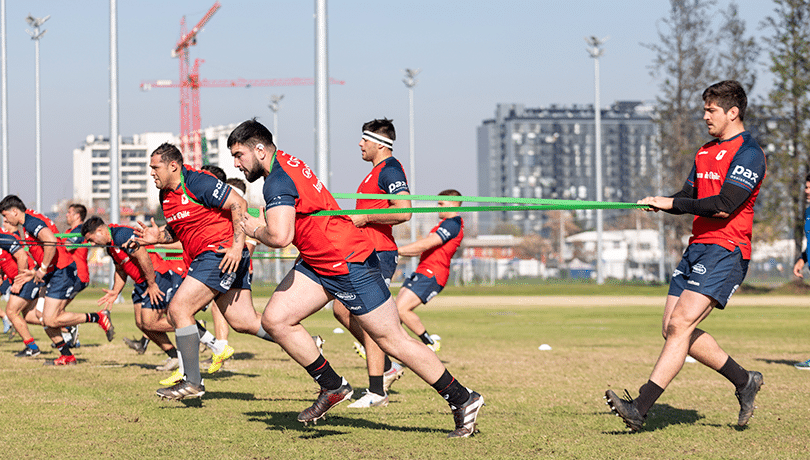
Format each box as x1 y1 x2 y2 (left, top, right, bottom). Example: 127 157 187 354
264 151 375 276
0 230 30 279
160 166 233 267
415 216 464 286
686 131 766 259
67 224 90 283
356 156 409 251
107 225 178 284
23 210 73 271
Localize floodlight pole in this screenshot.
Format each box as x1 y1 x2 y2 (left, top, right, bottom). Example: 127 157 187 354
1 0 7 197
26 14 48 212
110 0 119 225
314 0 330 188
586 36 606 285
268 94 284 284
403 68 420 273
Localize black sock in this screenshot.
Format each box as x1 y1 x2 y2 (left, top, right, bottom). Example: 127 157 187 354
55 340 73 356
717 356 750 391
383 355 392 373
165 347 178 359
85 313 100 323
431 369 470 407
304 355 342 391
635 380 664 417
368 375 384 396
418 331 434 345
141 336 150 349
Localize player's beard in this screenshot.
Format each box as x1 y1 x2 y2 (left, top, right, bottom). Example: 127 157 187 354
244 162 264 183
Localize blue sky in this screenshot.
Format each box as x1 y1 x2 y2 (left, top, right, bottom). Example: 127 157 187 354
2 1 776 212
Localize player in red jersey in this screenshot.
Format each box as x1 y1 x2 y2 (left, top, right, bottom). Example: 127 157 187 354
62 203 89 346
605 80 766 432
135 143 276 400
231 119 483 438
0 195 114 365
332 118 411 408
397 190 464 353
0 220 44 356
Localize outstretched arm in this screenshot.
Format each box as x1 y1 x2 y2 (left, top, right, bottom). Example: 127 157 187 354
398 233 443 258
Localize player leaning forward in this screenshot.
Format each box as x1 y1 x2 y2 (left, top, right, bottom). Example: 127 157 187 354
231 119 484 438
605 80 766 432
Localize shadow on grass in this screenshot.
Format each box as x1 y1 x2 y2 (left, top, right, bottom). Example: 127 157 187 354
603 403 702 434
755 357 800 367
245 411 443 437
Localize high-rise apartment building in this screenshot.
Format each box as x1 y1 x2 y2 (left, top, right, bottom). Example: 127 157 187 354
477 101 658 234
73 123 263 216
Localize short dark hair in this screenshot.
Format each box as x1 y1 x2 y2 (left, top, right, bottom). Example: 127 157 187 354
200 164 226 182
703 80 747 122
151 143 184 165
805 173 810 184
362 118 396 142
439 189 462 206
69 203 87 221
226 177 247 194
81 216 106 237
0 195 26 213
227 118 275 150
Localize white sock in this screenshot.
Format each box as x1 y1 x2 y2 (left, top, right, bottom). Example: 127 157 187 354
210 339 227 355
198 330 216 350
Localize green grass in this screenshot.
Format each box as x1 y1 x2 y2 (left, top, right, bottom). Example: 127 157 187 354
0 288 808 459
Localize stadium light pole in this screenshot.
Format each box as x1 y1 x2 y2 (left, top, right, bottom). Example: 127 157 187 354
586 36 606 285
403 68 420 273
1 0 8 197
109 0 119 226
268 94 284 284
314 0 330 188
26 14 48 212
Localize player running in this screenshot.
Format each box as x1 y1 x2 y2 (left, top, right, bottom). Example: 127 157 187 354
396 190 464 353
231 119 483 438
605 80 766 432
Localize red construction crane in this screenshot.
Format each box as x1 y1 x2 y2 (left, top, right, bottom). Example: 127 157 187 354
142 1 345 168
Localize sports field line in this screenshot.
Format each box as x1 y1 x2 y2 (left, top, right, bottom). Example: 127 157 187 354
422 295 810 309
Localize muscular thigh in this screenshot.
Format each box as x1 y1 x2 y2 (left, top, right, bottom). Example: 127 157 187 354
263 269 331 326
170 275 218 315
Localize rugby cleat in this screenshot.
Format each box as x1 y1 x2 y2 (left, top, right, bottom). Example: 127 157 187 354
298 378 353 425
159 369 184 386
794 359 810 370
207 344 235 373
383 362 406 392
604 389 644 432
156 357 180 372
448 389 484 438
353 341 366 360
735 370 763 426
14 346 40 357
97 310 115 342
123 336 148 354
347 389 389 408
44 355 77 366
313 335 325 355
156 379 205 400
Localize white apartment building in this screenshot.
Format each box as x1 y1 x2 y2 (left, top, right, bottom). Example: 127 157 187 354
73 124 264 216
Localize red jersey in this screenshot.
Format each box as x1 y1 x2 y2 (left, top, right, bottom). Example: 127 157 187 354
686 131 766 259
263 151 375 276
0 230 32 279
160 166 233 267
107 225 184 284
22 210 73 271
356 156 409 251
66 224 90 283
416 216 463 286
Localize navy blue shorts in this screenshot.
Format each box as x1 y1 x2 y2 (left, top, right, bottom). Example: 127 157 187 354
0 279 10 295
402 272 444 304
43 262 81 300
132 270 184 310
376 250 398 286
15 279 44 301
186 249 251 293
294 253 391 315
668 243 748 309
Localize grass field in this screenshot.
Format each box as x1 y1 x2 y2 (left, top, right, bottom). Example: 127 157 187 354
0 287 808 459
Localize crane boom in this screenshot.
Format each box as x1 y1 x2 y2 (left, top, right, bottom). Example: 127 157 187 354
173 1 221 57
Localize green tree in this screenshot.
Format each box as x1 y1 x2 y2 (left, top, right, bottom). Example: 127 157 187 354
761 0 810 253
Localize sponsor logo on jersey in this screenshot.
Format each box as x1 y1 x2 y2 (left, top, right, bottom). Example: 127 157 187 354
692 263 707 275
165 210 191 223
715 149 727 160
388 181 407 193
698 150 708 156
731 165 760 183
672 269 683 277
696 171 722 180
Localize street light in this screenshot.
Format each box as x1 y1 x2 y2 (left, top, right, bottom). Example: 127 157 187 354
403 68 420 273
268 94 284 284
26 13 49 212
586 36 606 285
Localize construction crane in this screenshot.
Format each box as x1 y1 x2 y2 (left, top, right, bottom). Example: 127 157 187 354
141 1 344 168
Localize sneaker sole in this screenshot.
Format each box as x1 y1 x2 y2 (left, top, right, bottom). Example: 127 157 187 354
298 390 354 424
448 393 484 438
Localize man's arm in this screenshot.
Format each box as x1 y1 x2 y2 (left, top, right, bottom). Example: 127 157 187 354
98 265 128 310
244 206 296 249
398 233 443 258
33 226 57 282
351 191 412 227
128 245 164 305
217 191 248 273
